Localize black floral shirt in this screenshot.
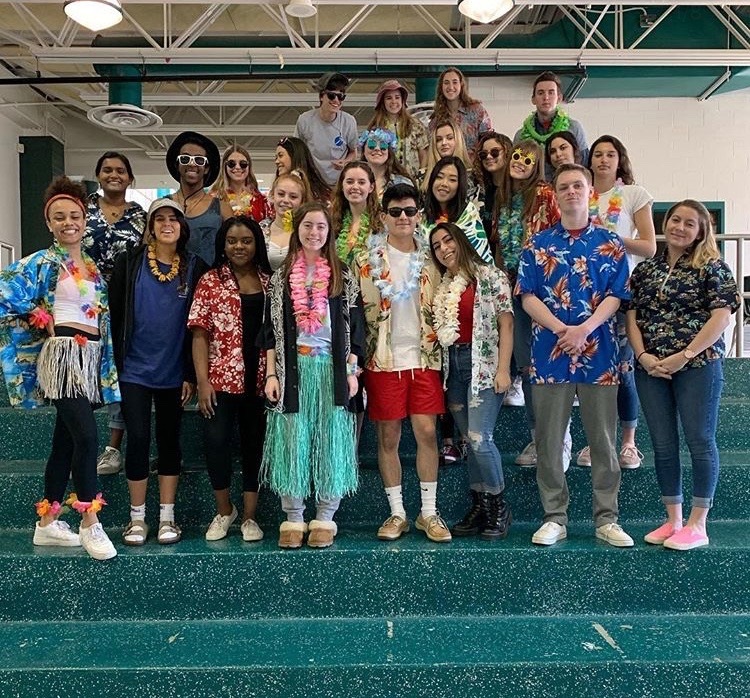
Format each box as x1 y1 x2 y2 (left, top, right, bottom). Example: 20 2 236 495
628 251 739 369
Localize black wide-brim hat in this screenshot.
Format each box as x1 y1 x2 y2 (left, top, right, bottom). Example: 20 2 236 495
166 131 221 187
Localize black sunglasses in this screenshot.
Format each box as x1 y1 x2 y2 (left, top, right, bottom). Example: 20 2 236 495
176 154 209 167
325 91 346 102
479 147 504 161
227 159 249 170
387 206 418 218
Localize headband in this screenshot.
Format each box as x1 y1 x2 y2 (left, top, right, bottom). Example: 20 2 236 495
44 194 86 221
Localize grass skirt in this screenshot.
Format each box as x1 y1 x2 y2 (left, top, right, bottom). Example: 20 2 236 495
261 353 358 500
37 335 101 403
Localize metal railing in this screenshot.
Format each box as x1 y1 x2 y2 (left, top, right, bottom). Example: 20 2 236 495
0 242 14 270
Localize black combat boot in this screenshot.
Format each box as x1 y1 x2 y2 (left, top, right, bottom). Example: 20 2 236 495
451 490 485 536
480 491 512 540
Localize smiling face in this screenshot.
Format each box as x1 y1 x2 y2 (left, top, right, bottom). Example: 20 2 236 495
548 137 576 169
298 210 329 254
150 207 181 247
664 205 702 256
531 80 561 120
47 199 85 248
97 157 132 195
509 147 536 181
430 226 459 273
590 141 619 180
381 196 420 241
225 223 256 270
320 89 345 119
178 142 208 186
435 125 456 157
272 178 304 215
342 166 374 206
441 71 462 103
383 90 403 116
364 139 389 167
225 150 249 185
274 146 292 176
432 164 459 206
479 138 506 173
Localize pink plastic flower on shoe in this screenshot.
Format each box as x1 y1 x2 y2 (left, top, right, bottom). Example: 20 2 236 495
644 521 682 545
663 527 709 551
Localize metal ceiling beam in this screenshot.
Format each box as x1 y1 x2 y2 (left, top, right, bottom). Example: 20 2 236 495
78 92 378 106
119 123 297 136
10 0 750 5
629 5 676 50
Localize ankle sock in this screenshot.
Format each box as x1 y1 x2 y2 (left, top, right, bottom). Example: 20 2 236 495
419 481 437 519
385 485 406 519
130 504 146 521
159 503 174 523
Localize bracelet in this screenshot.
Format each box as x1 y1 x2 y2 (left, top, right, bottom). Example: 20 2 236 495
636 350 647 362
346 363 358 377
265 374 278 382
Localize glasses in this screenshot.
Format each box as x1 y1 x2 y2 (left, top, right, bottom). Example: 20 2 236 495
479 147 504 162
227 159 249 170
387 206 418 218
177 154 209 167
366 139 389 151
511 149 536 166
325 91 346 102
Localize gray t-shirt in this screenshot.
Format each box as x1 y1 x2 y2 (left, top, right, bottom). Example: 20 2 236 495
294 108 358 187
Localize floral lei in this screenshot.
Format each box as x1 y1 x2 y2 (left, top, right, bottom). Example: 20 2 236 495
289 252 331 334
433 271 471 347
589 179 623 233
55 242 103 320
336 210 371 265
367 233 426 308
519 109 571 144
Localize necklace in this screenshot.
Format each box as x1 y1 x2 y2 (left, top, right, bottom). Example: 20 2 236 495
367 233 426 308
177 188 208 217
336 210 371 265
147 244 180 282
100 198 125 223
289 253 331 334
519 109 571 144
433 271 471 347
589 179 623 232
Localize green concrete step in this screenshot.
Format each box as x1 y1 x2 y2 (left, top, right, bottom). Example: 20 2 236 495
0 615 748 697
1 453 750 529
1 522 748 622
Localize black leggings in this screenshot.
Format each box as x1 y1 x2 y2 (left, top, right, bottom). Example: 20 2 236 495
120 382 183 481
46 396 99 503
204 391 265 492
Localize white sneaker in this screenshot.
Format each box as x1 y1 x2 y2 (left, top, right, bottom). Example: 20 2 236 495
33 520 81 547
515 441 537 467
503 377 525 407
241 518 264 542
576 446 591 467
532 521 567 546
596 523 634 547
205 505 238 541
96 446 122 475
562 430 572 473
79 522 117 560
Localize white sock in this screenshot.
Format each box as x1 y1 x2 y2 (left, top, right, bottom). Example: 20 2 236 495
159 503 175 523
384 485 406 519
130 504 146 521
420 481 437 519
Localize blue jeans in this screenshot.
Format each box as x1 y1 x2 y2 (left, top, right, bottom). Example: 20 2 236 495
616 314 639 429
446 344 505 494
635 360 724 508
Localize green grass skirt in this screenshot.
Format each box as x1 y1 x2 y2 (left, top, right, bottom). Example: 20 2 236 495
261 353 358 500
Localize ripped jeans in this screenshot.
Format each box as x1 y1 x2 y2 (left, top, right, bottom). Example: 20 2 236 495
446 343 505 494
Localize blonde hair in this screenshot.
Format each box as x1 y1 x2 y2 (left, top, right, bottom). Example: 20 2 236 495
211 145 260 198
270 171 313 206
422 119 471 192
663 199 721 269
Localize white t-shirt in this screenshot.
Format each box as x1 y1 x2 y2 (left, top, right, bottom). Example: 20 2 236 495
388 244 421 371
593 184 653 273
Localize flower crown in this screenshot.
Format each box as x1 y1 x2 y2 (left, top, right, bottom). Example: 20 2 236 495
358 128 398 150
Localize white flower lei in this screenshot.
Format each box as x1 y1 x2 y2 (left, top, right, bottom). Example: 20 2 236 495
433 271 471 347
367 233 426 304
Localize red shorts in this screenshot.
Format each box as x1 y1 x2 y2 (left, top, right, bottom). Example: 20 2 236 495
364 368 445 421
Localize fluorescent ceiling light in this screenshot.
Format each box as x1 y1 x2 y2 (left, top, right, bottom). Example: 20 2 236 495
458 0 514 24
64 0 123 31
286 0 317 18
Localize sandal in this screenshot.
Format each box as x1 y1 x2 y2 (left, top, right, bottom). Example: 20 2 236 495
157 521 182 545
122 520 149 546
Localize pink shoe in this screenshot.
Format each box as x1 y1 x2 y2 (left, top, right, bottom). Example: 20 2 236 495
644 521 682 545
663 527 709 551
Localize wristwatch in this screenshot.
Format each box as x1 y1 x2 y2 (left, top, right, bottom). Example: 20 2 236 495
683 348 696 360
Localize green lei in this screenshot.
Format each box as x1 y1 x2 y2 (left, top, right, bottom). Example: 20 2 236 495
336 210 371 266
520 109 570 144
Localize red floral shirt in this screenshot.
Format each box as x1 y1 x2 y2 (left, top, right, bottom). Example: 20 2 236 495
188 264 269 395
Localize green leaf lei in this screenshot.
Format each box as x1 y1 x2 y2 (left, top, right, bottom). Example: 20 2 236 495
519 109 571 144
336 210 372 266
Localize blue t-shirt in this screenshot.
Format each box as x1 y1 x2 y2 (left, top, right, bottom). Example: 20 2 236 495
516 221 630 385
119 255 191 389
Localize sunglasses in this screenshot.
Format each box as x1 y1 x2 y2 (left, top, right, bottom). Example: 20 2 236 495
479 147 504 162
387 206 418 218
227 159 249 170
366 139 390 151
325 91 346 102
511 149 536 166
177 154 209 167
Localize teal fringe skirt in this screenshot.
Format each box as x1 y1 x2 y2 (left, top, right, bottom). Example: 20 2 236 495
261 353 358 500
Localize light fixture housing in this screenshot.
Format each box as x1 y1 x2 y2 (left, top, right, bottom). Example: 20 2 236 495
285 0 317 19
64 0 123 31
458 0 514 24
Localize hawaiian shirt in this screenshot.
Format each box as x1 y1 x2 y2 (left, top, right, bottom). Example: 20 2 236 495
419 200 492 264
353 235 442 372
82 193 146 281
627 251 739 369
496 182 560 277
516 222 630 385
437 265 513 396
0 246 120 408
188 264 269 396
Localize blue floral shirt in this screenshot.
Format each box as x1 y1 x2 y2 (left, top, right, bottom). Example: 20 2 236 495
0 246 120 408
516 221 631 385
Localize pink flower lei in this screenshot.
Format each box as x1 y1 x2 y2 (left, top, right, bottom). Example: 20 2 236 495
289 252 331 334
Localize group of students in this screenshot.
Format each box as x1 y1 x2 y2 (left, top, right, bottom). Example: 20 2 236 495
0 68 739 561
